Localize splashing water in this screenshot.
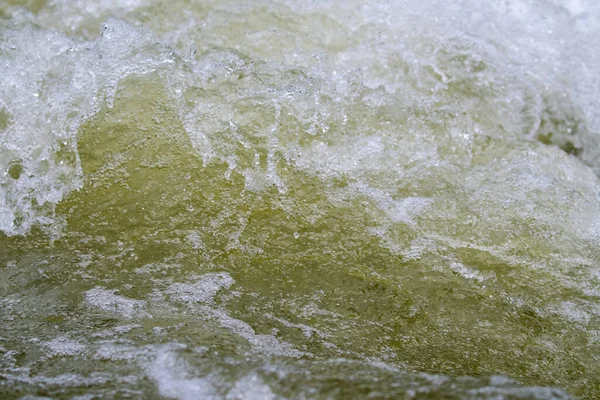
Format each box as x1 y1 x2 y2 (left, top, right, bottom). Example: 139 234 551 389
1 0 600 398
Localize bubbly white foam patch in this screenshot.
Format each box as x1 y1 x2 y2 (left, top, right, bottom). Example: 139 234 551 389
85 287 150 319
95 343 147 362
215 310 305 358
445 261 489 283
165 272 234 304
163 273 306 358
350 184 433 226
147 345 279 400
226 374 277 400
184 231 205 250
44 0 146 35
44 337 86 357
147 345 219 400
2 371 138 388
71 396 98 400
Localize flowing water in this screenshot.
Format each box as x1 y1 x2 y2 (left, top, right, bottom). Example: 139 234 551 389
1 0 600 398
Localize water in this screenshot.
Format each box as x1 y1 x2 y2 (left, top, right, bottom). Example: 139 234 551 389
1 0 600 398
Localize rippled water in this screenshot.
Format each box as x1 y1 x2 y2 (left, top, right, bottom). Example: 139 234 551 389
1 0 600 398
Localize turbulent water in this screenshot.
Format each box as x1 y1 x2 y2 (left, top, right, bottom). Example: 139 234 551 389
1 0 600 398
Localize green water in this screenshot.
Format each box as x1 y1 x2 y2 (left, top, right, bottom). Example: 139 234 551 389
2 0 600 398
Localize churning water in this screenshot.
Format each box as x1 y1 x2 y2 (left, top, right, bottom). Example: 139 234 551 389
1 0 600 398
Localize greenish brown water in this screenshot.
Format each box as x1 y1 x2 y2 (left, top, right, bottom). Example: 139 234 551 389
2 0 600 399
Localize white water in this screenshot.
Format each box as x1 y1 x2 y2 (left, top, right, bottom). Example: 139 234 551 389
1 0 600 237
2 0 600 399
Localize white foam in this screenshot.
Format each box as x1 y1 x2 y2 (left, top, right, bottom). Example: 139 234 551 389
163 273 305 358
216 311 305 358
147 345 219 400
146 346 280 400
166 272 234 304
226 374 277 400
44 336 86 357
0 17 177 235
85 287 150 319
2 0 600 240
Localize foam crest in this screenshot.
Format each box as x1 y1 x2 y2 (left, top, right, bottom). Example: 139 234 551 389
0 18 176 235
